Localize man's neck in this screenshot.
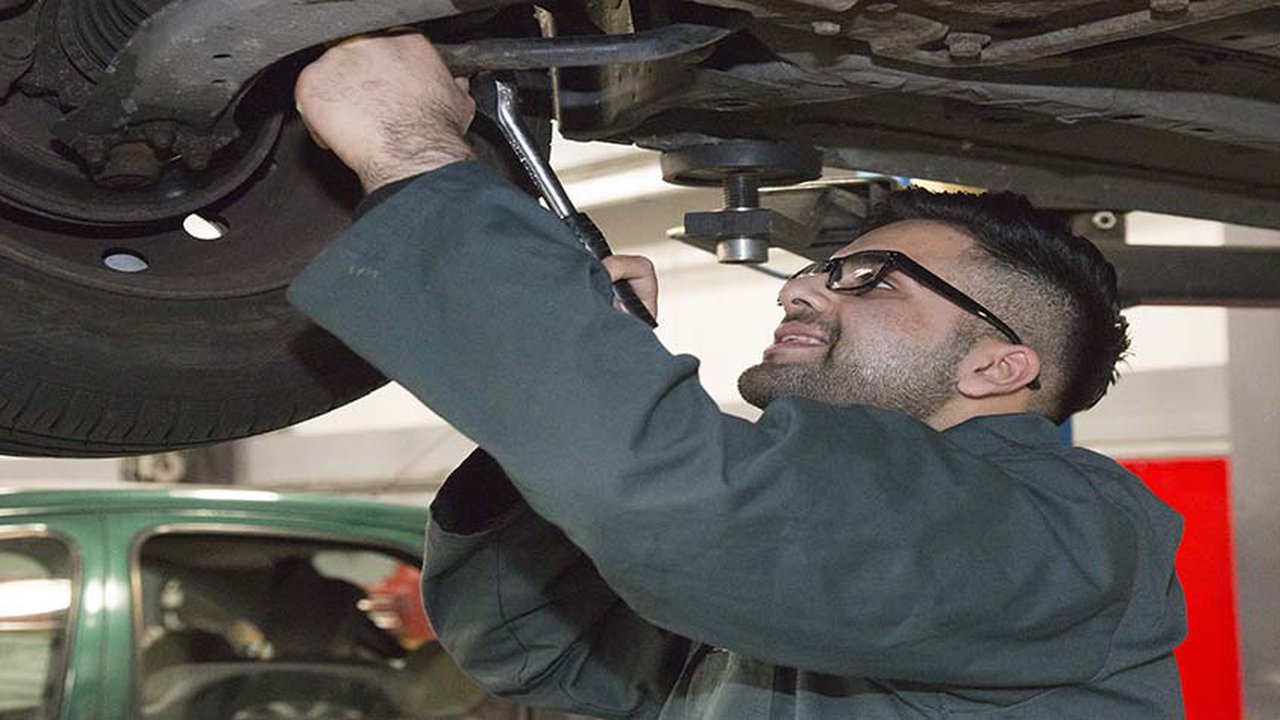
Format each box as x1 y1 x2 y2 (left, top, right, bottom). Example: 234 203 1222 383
927 395 1032 431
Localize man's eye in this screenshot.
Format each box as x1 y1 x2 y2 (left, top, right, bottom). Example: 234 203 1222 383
873 278 895 290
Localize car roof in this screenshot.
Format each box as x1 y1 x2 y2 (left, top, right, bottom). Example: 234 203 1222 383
0 485 428 530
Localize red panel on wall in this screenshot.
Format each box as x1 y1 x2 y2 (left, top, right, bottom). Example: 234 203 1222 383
1121 458 1242 720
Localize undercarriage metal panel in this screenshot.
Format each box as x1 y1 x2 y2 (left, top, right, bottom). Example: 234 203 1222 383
1104 244 1280 307
566 13 1280 231
54 0 521 147
696 0 1280 68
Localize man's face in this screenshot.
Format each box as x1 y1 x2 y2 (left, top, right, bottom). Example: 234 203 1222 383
738 219 985 420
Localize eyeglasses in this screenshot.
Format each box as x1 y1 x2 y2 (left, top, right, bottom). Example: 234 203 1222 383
791 249 1040 390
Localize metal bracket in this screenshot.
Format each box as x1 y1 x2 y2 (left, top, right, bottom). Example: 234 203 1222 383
51 0 732 157
1105 244 1280 308
54 0 514 154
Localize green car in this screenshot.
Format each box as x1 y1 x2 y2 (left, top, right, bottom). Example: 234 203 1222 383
0 487 578 720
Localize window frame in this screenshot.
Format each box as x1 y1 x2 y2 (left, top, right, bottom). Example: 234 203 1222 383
127 522 424 719
0 524 82 720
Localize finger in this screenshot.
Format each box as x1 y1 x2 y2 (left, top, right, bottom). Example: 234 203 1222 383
602 255 658 318
294 103 331 149
603 255 656 283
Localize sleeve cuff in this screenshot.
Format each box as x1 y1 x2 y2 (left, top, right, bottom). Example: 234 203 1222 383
352 174 425 219
430 448 525 534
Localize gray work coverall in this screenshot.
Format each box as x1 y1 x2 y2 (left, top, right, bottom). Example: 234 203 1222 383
288 160 1188 719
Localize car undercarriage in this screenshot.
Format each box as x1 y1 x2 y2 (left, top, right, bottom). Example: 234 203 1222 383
0 0 1276 455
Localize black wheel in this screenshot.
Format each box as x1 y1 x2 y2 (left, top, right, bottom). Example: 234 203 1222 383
0 53 389 456
0 112 388 456
0 2 553 457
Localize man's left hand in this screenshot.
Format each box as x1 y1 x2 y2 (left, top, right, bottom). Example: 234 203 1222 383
603 255 659 320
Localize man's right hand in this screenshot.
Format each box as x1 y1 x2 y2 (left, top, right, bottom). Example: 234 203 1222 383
294 32 476 194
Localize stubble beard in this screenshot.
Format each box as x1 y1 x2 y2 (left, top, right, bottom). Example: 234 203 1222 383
737 318 978 422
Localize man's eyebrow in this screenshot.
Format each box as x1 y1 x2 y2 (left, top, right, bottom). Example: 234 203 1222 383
882 266 920 288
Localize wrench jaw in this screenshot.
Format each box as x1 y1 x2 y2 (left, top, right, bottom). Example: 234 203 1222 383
474 73 575 218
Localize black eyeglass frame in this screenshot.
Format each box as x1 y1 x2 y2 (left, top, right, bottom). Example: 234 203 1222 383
792 249 1041 390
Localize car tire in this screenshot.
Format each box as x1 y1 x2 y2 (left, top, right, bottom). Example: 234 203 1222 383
0 29 551 457
0 115 387 457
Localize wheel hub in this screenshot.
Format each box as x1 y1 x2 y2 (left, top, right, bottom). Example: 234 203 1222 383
0 0 282 224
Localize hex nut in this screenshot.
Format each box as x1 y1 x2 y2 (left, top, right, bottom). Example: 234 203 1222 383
1091 211 1119 231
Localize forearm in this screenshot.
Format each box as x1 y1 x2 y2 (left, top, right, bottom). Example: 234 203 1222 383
287 159 711 531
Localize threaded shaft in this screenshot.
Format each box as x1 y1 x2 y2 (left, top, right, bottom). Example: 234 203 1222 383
723 172 760 209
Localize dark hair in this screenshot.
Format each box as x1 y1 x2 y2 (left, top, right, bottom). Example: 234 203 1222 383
860 188 1129 422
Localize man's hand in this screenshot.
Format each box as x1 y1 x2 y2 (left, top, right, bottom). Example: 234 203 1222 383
295 32 476 194
602 255 658 320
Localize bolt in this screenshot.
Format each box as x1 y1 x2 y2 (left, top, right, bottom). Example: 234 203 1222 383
811 20 842 36
76 136 108 166
184 149 212 171
1091 211 1119 231
145 123 176 150
946 32 991 61
95 142 164 189
723 172 760 210
1150 0 1190 16
178 136 214 171
716 236 770 264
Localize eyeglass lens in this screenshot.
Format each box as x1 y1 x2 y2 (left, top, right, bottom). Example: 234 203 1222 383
792 255 888 291
829 255 887 291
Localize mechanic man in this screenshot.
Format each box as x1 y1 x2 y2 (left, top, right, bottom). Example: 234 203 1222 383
289 32 1186 719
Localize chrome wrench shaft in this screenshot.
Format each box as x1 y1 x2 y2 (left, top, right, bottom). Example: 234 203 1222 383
473 74 658 328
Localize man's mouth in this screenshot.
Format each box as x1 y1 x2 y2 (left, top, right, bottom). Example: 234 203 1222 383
764 321 831 358
775 334 826 346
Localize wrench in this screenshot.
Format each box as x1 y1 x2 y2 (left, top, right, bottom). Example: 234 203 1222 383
472 73 658 328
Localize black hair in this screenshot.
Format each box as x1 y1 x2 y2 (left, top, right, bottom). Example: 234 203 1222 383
860 188 1130 422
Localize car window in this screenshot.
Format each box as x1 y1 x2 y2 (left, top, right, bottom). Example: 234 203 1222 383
134 532 495 720
0 534 75 720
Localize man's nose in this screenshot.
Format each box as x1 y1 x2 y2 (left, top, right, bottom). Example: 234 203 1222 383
778 274 835 312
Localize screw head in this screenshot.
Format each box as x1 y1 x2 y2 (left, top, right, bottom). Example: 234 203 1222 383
811 20 842 36
1150 0 1190 15
946 32 991 60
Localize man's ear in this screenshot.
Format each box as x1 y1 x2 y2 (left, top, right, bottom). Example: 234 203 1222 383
956 341 1042 399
